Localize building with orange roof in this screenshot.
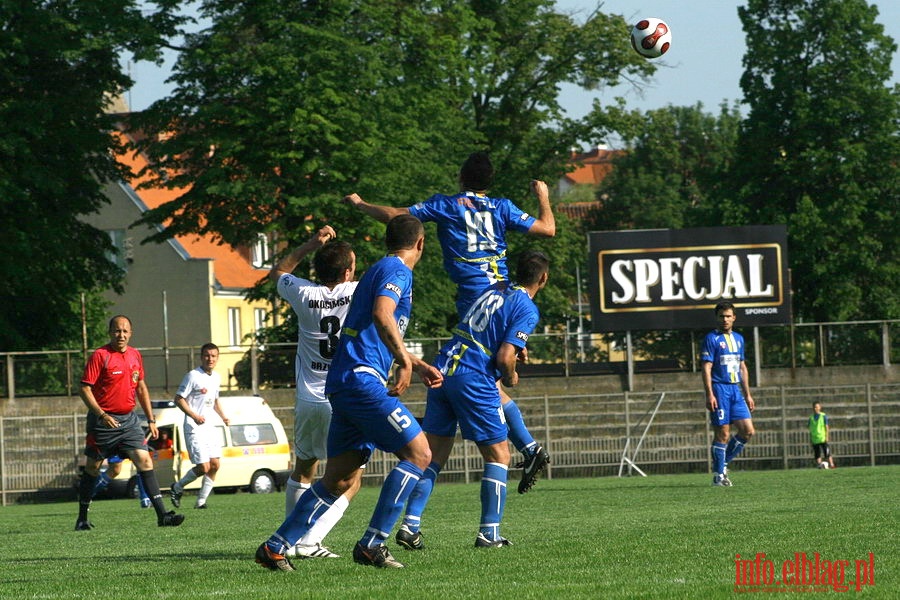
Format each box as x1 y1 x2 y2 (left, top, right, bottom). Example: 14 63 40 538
81 109 273 393
556 145 621 221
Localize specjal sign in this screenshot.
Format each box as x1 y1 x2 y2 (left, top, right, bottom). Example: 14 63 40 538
587 226 790 331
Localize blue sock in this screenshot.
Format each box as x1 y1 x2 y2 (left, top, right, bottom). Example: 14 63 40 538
92 472 111 497
725 435 748 464
136 475 148 499
403 461 440 534
268 480 338 554
503 400 536 456
711 442 727 476
360 460 423 548
479 462 508 541
136 475 150 506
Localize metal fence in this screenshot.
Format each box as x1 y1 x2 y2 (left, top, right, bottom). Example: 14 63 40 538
1 319 897 399
2 382 898 506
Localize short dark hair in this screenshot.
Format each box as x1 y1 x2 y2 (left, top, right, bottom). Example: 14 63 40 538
715 301 735 314
385 214 424 252
460 151 494 191
515 250 550 286
200 342 219 355
314 240 354 284
108 315 132 331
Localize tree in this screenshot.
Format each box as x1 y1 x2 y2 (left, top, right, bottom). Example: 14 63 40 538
587 103 742 232
131 0 652 337
731 0 899 321
0 1 185 350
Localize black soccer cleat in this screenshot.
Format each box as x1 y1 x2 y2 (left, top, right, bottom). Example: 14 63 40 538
158 510 185 527
353 542 405 568
74 520 94 531
517 445 550 494
395 525 425 550
475 532 512 548
255 543 295 572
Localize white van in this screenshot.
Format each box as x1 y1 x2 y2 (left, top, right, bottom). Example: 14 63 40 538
119 396 291 497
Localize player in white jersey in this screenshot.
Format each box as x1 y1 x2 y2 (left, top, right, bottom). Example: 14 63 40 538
170 343 229 509
270 225 359 558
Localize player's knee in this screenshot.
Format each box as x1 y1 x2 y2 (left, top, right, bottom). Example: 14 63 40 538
406 443 432 471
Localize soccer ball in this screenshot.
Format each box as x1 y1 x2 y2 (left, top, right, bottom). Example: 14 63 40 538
818 462 829 469
630 18 672 59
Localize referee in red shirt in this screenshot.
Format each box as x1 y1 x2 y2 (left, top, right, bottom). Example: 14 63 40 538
75 315 184 529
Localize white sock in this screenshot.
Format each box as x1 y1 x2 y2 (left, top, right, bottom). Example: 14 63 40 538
298 493 350 548
285 479 310 518
176 469 199 491
197 475 214 505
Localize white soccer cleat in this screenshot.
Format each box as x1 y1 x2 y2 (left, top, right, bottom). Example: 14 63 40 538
290 543 340 559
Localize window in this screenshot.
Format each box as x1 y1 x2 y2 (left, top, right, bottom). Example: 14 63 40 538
254 307 267 333
250 233 271 268
228 307 242 347
229 423 278 446
106 229 134 270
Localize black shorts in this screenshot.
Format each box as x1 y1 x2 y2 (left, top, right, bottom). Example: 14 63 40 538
812 442 830 460
83 411 149 461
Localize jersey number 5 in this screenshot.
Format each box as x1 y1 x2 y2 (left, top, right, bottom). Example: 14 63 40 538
388 408 412 433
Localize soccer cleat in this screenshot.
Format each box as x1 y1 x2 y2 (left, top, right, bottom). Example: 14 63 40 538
720 473 734 486
289 543 340 559
170 483 182 508
139 498 151 509
353 542 405 568
158 511 185 527
395 525 425 550
255 543 295 572
475 532 512 548
194 504 208 509
74 520 94 531
517 445 550 494
712 474 732 487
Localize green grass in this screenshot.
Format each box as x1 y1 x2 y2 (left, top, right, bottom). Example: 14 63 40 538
1 466 897 599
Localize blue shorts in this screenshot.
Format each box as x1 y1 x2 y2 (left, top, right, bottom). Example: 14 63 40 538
709 383 752 426
422 372 507 446
326 371 423 457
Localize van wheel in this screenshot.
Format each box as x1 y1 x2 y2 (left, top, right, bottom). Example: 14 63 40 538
249 470 276 494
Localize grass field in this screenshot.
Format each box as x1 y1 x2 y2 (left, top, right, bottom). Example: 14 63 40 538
1 465 896 599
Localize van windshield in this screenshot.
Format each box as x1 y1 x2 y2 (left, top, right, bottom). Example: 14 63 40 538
230 423 279 446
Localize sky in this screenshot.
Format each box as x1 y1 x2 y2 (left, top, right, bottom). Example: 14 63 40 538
125 1 899 124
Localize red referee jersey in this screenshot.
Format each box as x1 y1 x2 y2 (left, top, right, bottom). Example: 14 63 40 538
81 345 144 414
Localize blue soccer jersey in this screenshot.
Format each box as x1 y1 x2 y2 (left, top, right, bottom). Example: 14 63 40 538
700 329 746 384
408 191 535 311
433 283 539 379
325 255 413 390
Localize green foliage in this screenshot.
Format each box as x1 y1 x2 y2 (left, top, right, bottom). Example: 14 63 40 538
731 0 900 321
588 103 742 231
0 1 184 350
131 0 653 337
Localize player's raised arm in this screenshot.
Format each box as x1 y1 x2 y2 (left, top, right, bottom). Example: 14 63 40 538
268 226 336 283
343 193 409 224
526 180 555 238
